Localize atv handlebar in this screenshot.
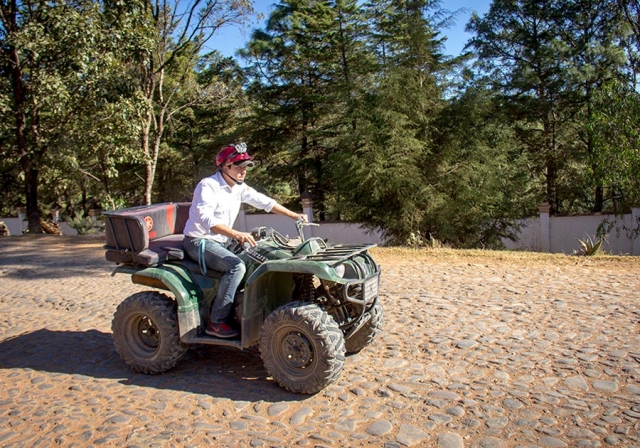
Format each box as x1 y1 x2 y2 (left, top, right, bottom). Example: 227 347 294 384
296 217 319 242
235 220 319 254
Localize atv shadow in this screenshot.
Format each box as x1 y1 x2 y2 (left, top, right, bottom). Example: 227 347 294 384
0 328 302 402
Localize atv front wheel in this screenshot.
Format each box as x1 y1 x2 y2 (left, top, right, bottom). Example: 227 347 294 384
260 301 345 394
345 302 383 354
112 291 188 374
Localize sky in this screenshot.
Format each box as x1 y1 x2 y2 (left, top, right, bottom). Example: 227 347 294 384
207 0 493 60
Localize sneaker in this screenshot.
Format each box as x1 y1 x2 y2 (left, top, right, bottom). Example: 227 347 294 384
205 322 239 339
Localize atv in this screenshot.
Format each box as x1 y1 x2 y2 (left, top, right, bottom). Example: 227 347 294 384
103 202 382 394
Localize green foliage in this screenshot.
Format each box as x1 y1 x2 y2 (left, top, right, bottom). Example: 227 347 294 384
0 0 154 228
575 233 604 256
240 0 370 218
586 81 640 212
1 0 638 250
135 0 254 205
425 83 539 248
467 0 632 215
64 212 105 235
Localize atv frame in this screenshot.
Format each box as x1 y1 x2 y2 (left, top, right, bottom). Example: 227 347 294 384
104 202 382 394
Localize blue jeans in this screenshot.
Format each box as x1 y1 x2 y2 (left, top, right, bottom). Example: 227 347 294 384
183 236 246 324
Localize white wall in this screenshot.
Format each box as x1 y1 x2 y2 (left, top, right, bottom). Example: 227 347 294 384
5 203 638 255
502 217 540 252
502 208 640 255
1 217 78 236
236 210 387 245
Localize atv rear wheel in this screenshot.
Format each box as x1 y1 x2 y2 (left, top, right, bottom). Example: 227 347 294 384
112 291 187 374
345 302 383 354
260 301 345 394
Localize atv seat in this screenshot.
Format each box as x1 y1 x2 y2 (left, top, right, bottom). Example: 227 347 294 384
103 203 229 278
102 202 195 266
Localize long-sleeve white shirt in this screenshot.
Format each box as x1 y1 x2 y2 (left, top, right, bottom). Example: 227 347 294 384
183 172 276 243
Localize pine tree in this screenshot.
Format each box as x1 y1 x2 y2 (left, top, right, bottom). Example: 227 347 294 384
467 0 566 213
334 0 451 242
240 0 367 218
554 0 628 212
468 0 631 214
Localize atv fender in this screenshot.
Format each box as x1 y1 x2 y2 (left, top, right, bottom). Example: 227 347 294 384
111 264 205 342
239 260 347 346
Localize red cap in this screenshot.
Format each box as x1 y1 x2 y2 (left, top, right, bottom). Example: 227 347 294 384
216 143 254 167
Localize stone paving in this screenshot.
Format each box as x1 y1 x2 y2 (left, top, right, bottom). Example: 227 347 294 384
0 235 639 447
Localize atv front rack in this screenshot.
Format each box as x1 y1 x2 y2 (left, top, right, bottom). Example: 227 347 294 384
293 243 377 264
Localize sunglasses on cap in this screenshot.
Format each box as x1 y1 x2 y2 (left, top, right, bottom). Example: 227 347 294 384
232 160 254 168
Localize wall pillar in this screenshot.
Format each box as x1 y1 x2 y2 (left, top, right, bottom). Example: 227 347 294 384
539 202 551 253
300 191 314 239
17 206 27 232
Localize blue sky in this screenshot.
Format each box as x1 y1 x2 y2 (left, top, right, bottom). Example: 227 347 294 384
207 0 493 59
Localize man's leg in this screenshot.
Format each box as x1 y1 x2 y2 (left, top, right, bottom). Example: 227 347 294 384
184 237 245 337
203 243 246 324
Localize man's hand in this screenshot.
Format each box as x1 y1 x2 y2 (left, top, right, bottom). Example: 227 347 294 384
211 224 257 247
271 204 308 223
234 231 257 247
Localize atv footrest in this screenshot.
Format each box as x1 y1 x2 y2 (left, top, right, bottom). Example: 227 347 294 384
186 336 243 348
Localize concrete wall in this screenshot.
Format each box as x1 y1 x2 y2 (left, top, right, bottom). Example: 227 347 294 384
5 202 639 254
502 205 640 255
1 216 78 236
236 208 387 245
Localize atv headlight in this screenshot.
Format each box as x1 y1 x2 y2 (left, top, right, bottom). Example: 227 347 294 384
334 264 346 278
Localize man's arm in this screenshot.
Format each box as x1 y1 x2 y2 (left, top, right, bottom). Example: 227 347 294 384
270 203 308 222
213 203 308 248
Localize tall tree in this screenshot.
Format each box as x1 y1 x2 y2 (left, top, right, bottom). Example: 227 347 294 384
617 0 640 90
468 0 632 214
554 0 627 212
428 78 539 247
0 0 149 231
588 81 640 213
467 0 567 213
240 0 367 217
334 0 453 242
157 51 248 202
136 0 252 205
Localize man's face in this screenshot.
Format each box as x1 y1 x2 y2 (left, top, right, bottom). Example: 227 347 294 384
225 163 248 183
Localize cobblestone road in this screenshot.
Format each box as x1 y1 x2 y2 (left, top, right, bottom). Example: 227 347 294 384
0 235 639 447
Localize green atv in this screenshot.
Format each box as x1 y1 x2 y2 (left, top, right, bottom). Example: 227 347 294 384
103 202 382 394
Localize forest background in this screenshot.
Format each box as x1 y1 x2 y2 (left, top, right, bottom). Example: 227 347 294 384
1 0 639 248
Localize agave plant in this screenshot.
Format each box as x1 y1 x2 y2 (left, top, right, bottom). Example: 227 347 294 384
64 212 104 235
576 233 604 256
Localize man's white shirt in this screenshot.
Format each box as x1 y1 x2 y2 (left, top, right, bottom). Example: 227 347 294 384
183 171 276 243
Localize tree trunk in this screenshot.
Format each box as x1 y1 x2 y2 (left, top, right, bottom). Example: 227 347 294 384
144 126 163 205
142 67 164 206
9 38 42 233
141 85 154 204
594 185 604 213
545 156 557 214
22 162 42 233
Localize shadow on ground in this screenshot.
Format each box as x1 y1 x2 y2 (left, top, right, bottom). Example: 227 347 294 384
0 235 116 279
0 328 302 402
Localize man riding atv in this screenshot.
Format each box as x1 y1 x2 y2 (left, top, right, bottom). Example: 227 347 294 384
104 144 382 394
182 143 307 339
